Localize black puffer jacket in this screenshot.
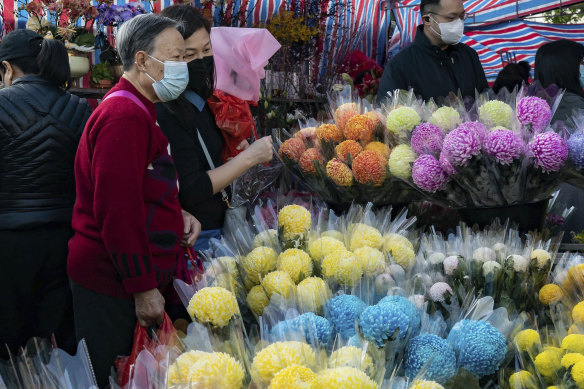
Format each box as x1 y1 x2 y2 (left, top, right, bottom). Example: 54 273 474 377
0 75 91 230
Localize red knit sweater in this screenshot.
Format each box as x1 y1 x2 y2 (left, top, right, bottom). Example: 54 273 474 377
68 78 184 299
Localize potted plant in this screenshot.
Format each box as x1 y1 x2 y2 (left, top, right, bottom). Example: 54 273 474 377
90 62 114 89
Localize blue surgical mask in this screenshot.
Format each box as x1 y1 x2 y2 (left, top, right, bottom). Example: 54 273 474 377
144 55 188 102
580 64 584 89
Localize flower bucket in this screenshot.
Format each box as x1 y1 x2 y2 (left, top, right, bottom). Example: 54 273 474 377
458 199 549 233
68 51 90 79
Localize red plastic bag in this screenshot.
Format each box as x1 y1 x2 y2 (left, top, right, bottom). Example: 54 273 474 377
115 313 176 387
207 90 259 162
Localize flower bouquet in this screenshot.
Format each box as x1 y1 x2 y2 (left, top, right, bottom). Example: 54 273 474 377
562 109 584 191
391 87 568 232
276 86 419 210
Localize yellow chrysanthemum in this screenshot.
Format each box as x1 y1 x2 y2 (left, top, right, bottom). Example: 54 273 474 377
185 352 245 388
268 364 317 389
261 271 296 299
187 287 240 328
254 229 279 248
562 334 584 354
354 246 386 277
430 106 461 132
328 346 374 377
384 236 415 269
168 350 208 385
562 353 584 369
314 367 378 389
571 360 584 388
308 236 346 263
278 205 311 241
530 249 551 268
514 329 541 352
243 246 278 284
349 223 383 251
478 100 514 129
386 106 421 135
534 348 564 378
209 256 238 276
388 144 417 180
563 264 584 294
321 249 364 286
321 230 345 242
365 141 391 159
409 380 445 389
509 370 537 389
296 277 331 313
247 285 270 316
574 301 584 326
539 284 564 305
569 324 583 335
276 249 313 283
251 341 316 385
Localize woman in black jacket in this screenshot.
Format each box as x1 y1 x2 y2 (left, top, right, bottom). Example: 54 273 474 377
157 5 273 251
0 29 92 358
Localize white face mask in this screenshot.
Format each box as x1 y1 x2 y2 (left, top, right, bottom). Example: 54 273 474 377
430 16 465 45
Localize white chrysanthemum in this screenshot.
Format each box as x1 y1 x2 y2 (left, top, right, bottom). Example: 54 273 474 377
531 249 551 268
443 256 459 275
473 247 496 263
429 282 453 303
483 260 502 276
508 254 528 272
493 242 506 252
428 252 446 265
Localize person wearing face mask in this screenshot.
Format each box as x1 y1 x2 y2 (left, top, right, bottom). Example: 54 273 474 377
67 14 201 387
534 39 584 244
377 0 488 102
157 5 273 252
0 30 91 360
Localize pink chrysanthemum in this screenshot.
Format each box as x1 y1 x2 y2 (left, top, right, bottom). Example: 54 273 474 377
483 128 524 164
517 96 552 133
529 132 569 173
412 155 449 193
458 121 489 144
411 123 444 155
439 152 456 175
442 125 482 166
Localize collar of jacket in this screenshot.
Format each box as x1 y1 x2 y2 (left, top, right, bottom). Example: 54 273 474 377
414 25 460 58
11 74 48 86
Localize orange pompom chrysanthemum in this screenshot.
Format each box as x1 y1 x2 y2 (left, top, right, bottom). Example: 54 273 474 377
343 114 375 143
317 123 344 143
299 148 326 174
365 141 391 159
335 140 363 163
326 158 354 186
352 150 387 186
279 138 306 162
334 103 358 132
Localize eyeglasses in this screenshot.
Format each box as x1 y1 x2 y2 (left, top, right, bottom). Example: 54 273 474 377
427 11 468 22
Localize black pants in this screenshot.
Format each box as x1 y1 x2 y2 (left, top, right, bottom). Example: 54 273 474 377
0 224 76 359
71 282 189 388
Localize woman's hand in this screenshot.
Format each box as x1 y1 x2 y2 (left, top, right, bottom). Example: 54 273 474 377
181 209 201 247
243 136 273 165
236 139 250 151
134 288 165 327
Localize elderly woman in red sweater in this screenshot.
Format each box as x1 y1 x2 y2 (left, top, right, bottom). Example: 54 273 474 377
67 13 200 387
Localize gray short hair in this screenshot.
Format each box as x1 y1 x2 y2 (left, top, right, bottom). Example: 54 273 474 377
116 13 183 71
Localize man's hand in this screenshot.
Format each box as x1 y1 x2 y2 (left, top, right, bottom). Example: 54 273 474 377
134 288 165 327
181 209 201 247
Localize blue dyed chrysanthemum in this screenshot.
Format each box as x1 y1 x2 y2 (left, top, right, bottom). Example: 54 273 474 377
378 296 421 336
568 132 584 170
328 295 367 339
447 320 506 377
359 304 410 347
271 313 333 345
405 334 457 383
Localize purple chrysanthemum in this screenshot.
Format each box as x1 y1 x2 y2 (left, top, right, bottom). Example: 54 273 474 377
516 96 552 133
529 132 569 173
483 128 524 164
412 155 449 193
567 132 584 170
442 125 482 166
439 152 456 175
411 123 444 155
458 121 489 144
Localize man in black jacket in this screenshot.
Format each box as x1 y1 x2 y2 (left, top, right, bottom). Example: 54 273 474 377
377 0 488 102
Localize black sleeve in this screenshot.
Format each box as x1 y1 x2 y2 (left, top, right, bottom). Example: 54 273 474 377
377 57 407 103
471 49 489 93
155 104 215 214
